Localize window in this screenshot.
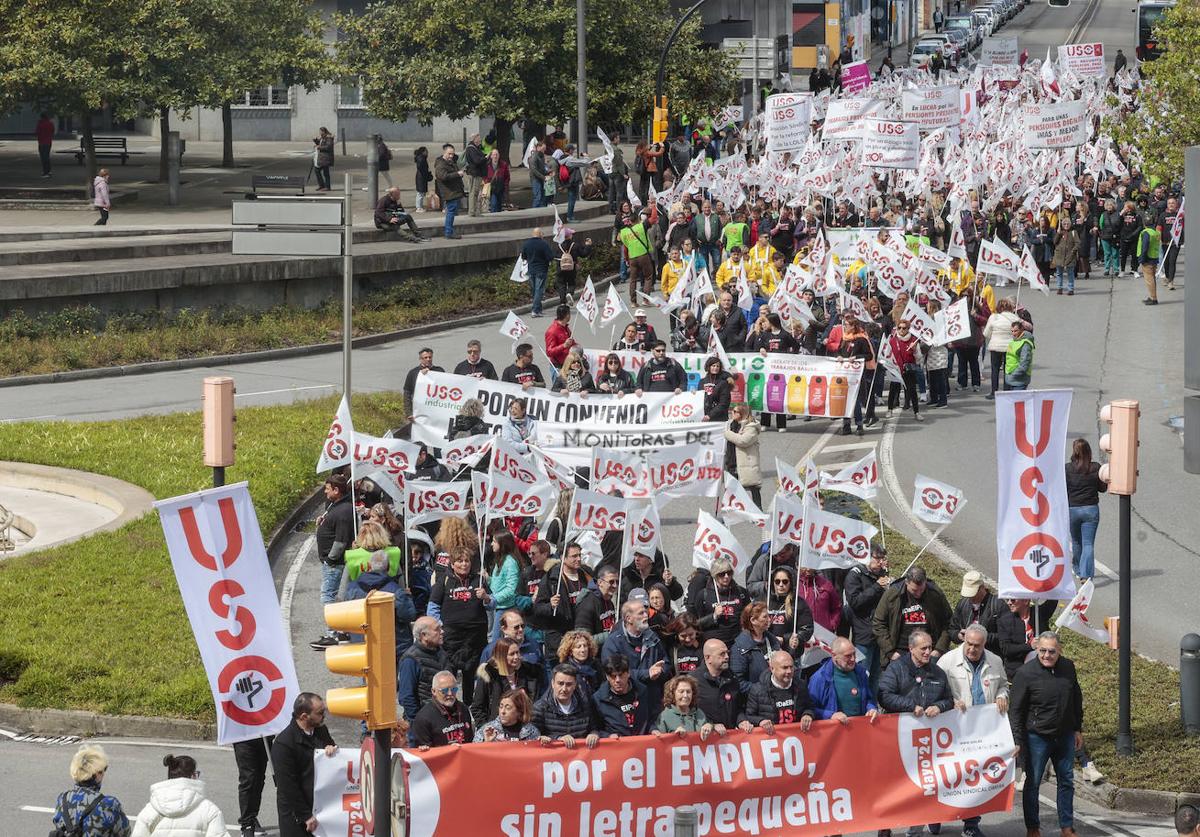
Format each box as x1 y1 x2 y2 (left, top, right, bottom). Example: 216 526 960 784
235 85 290 108
338 79 364 108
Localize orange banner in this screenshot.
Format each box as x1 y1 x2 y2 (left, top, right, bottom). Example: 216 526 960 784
398 706 1015 836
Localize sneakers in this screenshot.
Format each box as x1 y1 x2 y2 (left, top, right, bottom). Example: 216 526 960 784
566 293 575 306
1056 289 1063 295
914 413 925 422
777 427 786 433
1067 290 1074 295
241 821 268 837
310 633 339 650
1079 761 1104 783
985 393 995 400
864 417 879 428
1143 298 1158 305
856 426 864 436
962 827 985 837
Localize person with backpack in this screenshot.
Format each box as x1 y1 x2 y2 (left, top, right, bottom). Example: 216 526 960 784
556 228 592 306
130 754 226 837
413 146 432 212
560 144 590 223
52 744 131 837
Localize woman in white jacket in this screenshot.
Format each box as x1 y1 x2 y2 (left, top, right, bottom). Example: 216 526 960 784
131 754 226 837
981 297 1020 400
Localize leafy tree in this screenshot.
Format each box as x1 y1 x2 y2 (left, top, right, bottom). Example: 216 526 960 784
1111 0 1200 185
338 0 576 161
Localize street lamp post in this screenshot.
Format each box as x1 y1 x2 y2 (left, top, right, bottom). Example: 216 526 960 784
576 0 588 153
653 0 714 133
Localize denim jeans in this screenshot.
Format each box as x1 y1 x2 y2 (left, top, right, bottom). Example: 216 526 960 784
566 186 579 221
698 243 721 275
530 266 549 315
320 562 345 605
618 250 629 283
444 198 460 237
1023 730 1075 829
1069 504 1100 579
531 179 545 208
1056 264 1076 292
1100 239 1118 272
854 641 881 692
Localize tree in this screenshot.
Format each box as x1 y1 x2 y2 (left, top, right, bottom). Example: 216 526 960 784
1111 0 1200 185
338 0 576 161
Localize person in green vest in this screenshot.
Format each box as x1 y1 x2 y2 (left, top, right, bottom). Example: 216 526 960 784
1004 320 1035 391
1137 212 1162 306
722 209 749 252
346 520 403 582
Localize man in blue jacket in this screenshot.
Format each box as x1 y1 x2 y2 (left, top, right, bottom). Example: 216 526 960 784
602 600 671 718
521 228 555 317
593 653 651 736
807 637 880 723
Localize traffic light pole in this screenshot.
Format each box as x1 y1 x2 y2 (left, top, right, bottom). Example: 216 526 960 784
653 0 712 134
1117 493 1133 756
373 728 392 837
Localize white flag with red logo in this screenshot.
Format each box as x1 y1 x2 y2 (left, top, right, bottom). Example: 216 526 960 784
591 448 648 496
1018 244 1051 296
500 310 529 342
553 205 566 244
509 256 530 284
769 492 807 556
316 395 354 473
1054 579 1109 643
472 469 559 522
491 435 541 484
622 502 662 569
569 487 640 531
576 276 599 330
706 324 732 369
351 432 421 500
947 225 967 261
441 434 493 470
404 481 472 526
977 237 1020 281
646 443 721 499
800 622 866 668
819 448 879 500
996 390 1076 601
935 297 971 346
902 298 941 346
801 493 879 569
912 474 967 526
693 510 749 578
601 284 629 326
775 457 807 497
719 476 767 528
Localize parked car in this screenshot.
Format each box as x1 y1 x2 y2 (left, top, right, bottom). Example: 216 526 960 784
945 14 980 48
917 33 959 65
972 8 996 36
944 27 970 58
909 40 944 69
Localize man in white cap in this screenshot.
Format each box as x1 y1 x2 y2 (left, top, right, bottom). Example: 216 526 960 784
950 570 1005 654
632 309 658 346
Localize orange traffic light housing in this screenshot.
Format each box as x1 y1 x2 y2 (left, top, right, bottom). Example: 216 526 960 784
652 96 669 144
323 591 397 729
1099 399 1140 495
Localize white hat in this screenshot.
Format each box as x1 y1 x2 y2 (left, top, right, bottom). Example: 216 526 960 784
634 309 647 318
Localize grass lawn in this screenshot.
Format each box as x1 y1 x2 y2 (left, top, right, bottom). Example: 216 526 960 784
0 392 403 719
0 243 615 378
861 505 1199 794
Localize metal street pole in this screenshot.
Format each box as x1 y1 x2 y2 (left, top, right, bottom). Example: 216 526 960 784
367 134 380 212
576 0 588 153
1185 147 1200 473
752 0 760 116
343 172 354 400
374 728 392 837
1116 492 1134 755
654 0 712 132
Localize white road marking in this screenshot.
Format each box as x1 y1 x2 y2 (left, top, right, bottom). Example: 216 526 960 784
281 534 316 635
0 727 16 738
1038 793 1173 837
0 415 58 423
88 738 230 751
20 806 55 813
819 441 877 455
235 384 336 398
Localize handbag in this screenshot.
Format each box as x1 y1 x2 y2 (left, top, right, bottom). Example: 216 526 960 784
50 792 106 837
480 180 492 200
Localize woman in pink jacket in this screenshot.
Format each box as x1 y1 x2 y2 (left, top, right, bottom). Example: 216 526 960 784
93 168 112 225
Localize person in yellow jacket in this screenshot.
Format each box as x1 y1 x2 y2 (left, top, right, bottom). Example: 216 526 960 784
715 246 748 290
661 245 688 298
745 237 777 285
941 256 976 295
755 250 787 297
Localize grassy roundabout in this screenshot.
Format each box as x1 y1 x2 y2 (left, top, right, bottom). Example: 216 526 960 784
0 393 402 719
862 506 1199 794
0 243 614 378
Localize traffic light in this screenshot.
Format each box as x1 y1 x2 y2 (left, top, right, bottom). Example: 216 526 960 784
202 376 236 468
1099 399 1140 495
323 591 397 729
652 96 669 144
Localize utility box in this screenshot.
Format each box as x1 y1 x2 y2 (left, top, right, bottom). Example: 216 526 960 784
202 376 236 467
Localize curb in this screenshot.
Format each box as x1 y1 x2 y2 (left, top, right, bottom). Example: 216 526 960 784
0 704 213 742
0 267 618 390
1077 779 1200 816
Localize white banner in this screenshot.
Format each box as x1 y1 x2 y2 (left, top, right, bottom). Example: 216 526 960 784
312 750 362 837
316 395 353 473
404 481 472 526
819 448 878 500
720 476 767 528
693 510 750 577
1022 100 1088 149
912 474 967 526
801 502 879 569
577 349 864 418
901 86 961 130
538 421 724 469
154 483 300 745
861 119 921 170
1057 42 1105 78
570 488 642 531
995 390 1075 600
591 447 647 495
981 36 1019 67
472 469 559 521
977 237 1021 281
822 98 883 141
765 93 813 152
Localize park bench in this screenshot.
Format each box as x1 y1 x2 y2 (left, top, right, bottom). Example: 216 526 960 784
68 136 141 165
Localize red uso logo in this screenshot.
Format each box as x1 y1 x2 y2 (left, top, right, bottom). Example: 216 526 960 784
1065 43 1100 56
694 526 738 566
880 265 908 291
178 499 289 728
354 442 409 477
486 487 544 517
925 89 945 100
324 420 348 461
660 403 695 420
807 524 871 561
493 450 537 484
901 721 1010 806
775 511 804 540
1009 400 1067 592
865 151 885 163
446 441 486 465
876 122 906 136
424 384 464 402
921 485 959 516
650 457 697 488
573 503 627 531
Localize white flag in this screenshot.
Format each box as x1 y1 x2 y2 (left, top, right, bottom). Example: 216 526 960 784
693 510 749 577
935 297 971 346
626 179 642 210
622 502 662 569
769 492 807 556
600 283 628 326
706 324 731 369
947 225 967 261
440 434 492 470
1018 244 1051 296
500 310 529 342
912 474 967 526
801 489 878 570
775 457 807 497
570 488 640 531
576 276 599 329
350 432 421 500
977 237 1021 281
591 447 648 496
521 137 538 168
819 448 878 500
404 480 472 526
473 469 560 522
553 205 566 244
902 299 940 346
719 476 767 528
509 255 530 284
316 395 353 472
1054 579 1109 643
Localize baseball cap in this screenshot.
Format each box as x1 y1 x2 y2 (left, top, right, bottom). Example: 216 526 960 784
628 588 650 606
960 570 984 598
634 309 647 318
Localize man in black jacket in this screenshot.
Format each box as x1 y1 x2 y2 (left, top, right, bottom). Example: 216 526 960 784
463 133 488 217
271 693 338 837
996 597 1059 681
374 187 427 242
716 292 748 351
635 341 686 393
1010 632 1084 837
403 347 444 410
532 664 601 748
593 654 651 737
453 339 498 380
844 544 891 688
950 570 1005 655
877 630 955 717
310 475 356 650
411 670 474 747
744 651 815 733
575 567 619 648
695 639 753 734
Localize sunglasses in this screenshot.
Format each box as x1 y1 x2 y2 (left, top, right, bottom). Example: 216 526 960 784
437 686 460 696
715 570 733 578
773 578 790 585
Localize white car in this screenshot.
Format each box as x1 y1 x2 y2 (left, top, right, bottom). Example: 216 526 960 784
909 40 945 69
916 33 959 64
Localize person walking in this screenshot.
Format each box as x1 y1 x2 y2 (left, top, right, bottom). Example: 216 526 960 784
1097 198 1121 276
52 744 131 837
1138 211 1163 305
1052 216 1080 295
1066 439 1106 581
463 133 488 217
434 144 466 239
413 146 432 212
271 693 338 837
1010 632 1085 837
485 149 511 213
93 168 112 225
1003 319 1035 391
36 112 55 177
312 127 334 192
131 754 226 837
982 298 1019 399
521 227 554 317
933 7 944 31
724 402 762 506
231 739 271 837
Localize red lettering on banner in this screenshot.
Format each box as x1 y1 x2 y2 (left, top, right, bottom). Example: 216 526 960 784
179 499 243 571
208 580 257 651
1018 466 1049 526
573 504 627 531
1014 401 1054 458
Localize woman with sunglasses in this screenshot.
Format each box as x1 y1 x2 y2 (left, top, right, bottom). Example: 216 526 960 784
701 356 732 421
692 557 750 646
765 566 813 659
595 353 636 395
886 320 924 422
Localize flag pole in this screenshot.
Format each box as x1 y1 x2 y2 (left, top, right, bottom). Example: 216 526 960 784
901 522 950 576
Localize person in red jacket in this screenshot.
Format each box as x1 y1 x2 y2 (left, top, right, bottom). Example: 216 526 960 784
796 567 841 634
36 113 55 177
544 304 576 369
886 320 924 422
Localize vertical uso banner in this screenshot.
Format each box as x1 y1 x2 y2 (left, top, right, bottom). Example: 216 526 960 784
994 390 1076 602
155 483 300 745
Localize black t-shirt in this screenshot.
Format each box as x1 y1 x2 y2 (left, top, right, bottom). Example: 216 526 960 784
897 591 929 648
502 363 545 387
771 221 795 252
432 572 487 627
316 497 355 564
453 358 498 380
412 700 474 747
673 646 702 674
